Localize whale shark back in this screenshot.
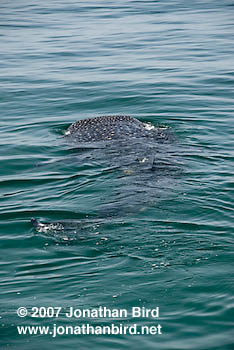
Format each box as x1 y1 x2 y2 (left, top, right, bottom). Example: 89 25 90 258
65 115 166 142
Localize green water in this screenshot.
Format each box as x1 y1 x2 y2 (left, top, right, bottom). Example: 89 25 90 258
1 1 234 349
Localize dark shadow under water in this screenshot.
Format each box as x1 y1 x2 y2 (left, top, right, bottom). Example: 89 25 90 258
32 122 182 239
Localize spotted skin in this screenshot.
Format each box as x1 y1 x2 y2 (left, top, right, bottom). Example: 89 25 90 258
65 115 162 142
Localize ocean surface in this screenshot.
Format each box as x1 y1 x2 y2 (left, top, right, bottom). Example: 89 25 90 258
1 0 234 349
